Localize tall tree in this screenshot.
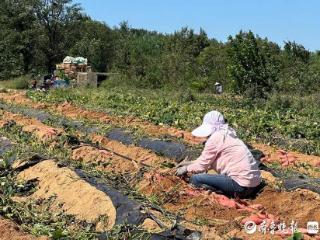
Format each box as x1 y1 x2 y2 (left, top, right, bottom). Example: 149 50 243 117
284 41 310 64
33 0 84 71
0 0 39 79
69 20 115 72
227 31 280 98
277 41 311 92
197 41 229 86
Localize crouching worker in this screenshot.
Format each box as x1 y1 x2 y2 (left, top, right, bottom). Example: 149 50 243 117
176 111 261 198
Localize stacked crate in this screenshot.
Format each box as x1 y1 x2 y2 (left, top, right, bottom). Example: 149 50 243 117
55 62 88 80
55 56 98 87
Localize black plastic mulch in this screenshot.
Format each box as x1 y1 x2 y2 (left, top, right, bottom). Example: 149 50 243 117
259 161 320 194
2 102 320 195
0 136 12 155
106 128 200 162
0 102 100 133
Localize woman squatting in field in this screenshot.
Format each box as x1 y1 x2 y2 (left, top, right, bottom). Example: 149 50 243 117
176 111 262 198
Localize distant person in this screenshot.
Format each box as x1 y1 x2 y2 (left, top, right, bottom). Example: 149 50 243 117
176 111 261 198
30 79 37 89
42 74 52 90
215 82 223 94
50 74 56 87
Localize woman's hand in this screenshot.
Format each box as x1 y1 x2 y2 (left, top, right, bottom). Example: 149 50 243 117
175 166 188 176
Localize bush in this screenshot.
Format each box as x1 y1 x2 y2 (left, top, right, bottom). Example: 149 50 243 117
190 80 207 92
227 31 280 99
266 94 293 110
0 75 30 89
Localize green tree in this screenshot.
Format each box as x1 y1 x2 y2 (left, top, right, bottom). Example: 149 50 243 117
33 0 84 71
69 20 115 72
112 22 168 88
277 41 311 92
283 41 310 64
227 31 280 98
196 41 230 90
0 0 39 79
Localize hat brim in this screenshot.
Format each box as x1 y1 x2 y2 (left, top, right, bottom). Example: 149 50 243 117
191 124 214 137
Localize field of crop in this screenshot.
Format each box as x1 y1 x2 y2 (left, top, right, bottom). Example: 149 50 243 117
0 87 320 240
26 86 320 155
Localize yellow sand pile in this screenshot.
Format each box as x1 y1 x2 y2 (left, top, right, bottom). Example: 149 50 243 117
72 145 136 173
16 160 117 231
90 134 166 167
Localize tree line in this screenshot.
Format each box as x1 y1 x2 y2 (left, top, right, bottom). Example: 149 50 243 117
1 0 319 98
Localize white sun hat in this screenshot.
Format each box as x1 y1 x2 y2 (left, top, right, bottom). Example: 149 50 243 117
191 111 225 137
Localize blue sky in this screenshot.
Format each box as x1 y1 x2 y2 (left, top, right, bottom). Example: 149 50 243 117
75 0 319 51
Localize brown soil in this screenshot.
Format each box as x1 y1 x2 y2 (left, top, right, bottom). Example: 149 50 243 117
0 110 63 142
137 170 244 223
90 134 170 167
251 187 320 227
15 160 117 231
72 145 137 173
0 218 48 240
141 210 225 239
141 218 162 232
0 104 172 174
2 91 320 169
229 188 320 239
230 230 284 240
179 221 225 240
0 91 46 109
138 170 320 239
53 102 201 144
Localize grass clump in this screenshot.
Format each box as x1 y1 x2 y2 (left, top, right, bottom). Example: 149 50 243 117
0 75 31 89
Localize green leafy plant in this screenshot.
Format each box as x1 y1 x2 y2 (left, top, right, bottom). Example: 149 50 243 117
287 231 303 240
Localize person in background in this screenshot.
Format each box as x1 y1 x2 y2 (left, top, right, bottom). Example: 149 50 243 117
30 78 37 89
42 74 51 90
176 111 261 198
214 82 223 94
50 74 56 87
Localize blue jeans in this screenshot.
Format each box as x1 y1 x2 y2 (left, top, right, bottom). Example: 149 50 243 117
189 174 258 198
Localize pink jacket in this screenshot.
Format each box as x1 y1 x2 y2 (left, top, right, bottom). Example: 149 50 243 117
187 129 261 187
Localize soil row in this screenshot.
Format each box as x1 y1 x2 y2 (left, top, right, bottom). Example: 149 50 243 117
1 90 320 168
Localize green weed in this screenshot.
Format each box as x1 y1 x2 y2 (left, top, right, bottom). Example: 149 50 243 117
0 75 30 89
